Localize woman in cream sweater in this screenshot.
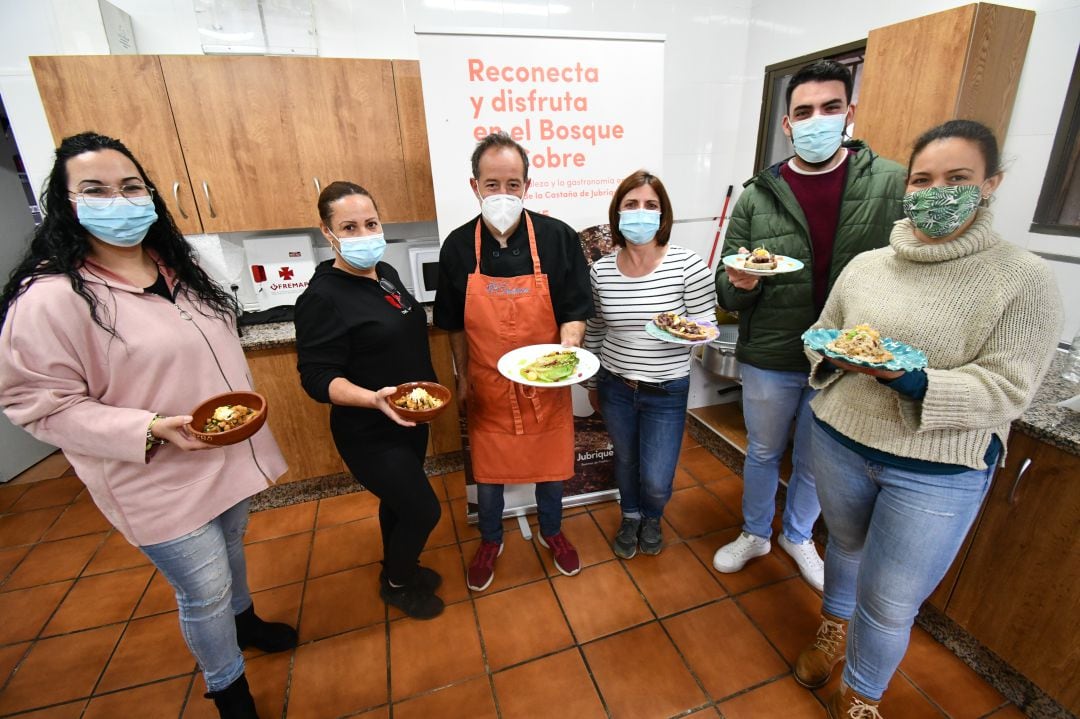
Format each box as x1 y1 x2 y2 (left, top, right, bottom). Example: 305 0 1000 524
792 120 1062 717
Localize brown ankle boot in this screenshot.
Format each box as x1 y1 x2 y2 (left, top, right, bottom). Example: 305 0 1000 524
826 681 882 719
794 612 847 688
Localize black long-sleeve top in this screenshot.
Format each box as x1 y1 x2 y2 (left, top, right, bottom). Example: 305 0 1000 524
433 210 594 331
294 260 435 441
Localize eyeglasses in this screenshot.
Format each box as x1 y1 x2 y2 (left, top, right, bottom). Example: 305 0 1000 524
69 184 155 208
378 278 412 314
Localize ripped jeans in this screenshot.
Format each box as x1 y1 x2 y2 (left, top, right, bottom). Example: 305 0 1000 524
810 422 993 700
140 499 252 692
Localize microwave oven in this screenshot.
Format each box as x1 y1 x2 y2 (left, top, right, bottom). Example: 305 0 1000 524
408 244 441 303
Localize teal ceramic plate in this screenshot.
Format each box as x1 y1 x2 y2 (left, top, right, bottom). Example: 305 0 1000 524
644 318 719 346
802 328 928 372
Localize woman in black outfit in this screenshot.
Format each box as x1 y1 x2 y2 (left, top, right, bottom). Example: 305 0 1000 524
295 181 443 619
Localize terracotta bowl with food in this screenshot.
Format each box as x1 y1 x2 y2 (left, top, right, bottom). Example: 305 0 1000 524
188 391 268 446
388 382 452 423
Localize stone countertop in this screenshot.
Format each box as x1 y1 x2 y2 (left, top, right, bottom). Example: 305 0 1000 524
239 305 435 351
1014 351 1080 457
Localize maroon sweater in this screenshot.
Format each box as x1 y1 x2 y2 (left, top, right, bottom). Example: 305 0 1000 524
779 153 849 310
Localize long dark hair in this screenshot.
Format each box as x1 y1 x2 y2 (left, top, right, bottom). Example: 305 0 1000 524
0 132 237 334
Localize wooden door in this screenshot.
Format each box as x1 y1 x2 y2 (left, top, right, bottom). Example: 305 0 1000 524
30 55 203 235
285 58 412 224
945 432 1080 712
159 55 311 233
392 60 437 222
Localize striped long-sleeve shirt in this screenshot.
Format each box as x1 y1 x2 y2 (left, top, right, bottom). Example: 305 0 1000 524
585 245 716 385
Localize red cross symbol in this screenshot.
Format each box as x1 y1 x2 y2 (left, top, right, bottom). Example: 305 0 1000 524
278 266 294 280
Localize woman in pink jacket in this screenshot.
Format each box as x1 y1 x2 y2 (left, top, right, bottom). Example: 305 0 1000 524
0 133 293 719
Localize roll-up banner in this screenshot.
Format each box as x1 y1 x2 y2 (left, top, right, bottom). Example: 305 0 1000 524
416 27 665 527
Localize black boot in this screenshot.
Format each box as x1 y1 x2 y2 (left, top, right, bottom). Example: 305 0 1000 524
205 673 259 719
379 565 443 594
234 604 298 653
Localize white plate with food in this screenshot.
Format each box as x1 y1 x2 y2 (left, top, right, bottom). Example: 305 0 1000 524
497 344 600 388
722 248 805 275
645 313 720 346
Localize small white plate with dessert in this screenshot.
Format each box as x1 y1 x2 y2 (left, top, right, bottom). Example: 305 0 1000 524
722 247 805 275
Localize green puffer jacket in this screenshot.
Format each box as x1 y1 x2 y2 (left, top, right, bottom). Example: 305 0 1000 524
716 140 906 372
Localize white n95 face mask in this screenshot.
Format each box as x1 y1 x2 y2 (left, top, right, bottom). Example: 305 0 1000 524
480 193 524 234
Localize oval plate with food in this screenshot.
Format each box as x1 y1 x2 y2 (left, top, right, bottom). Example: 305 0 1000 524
497 344 600 388
802 328 928 372
645 314 720 346
722 253 805 275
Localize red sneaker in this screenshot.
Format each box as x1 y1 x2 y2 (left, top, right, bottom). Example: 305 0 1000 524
467 540 503 591
538 532 581 576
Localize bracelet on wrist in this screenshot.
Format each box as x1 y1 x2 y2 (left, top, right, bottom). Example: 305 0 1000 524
146 414 167 452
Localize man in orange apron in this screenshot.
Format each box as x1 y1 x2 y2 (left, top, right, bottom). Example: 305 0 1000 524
434 133 593 591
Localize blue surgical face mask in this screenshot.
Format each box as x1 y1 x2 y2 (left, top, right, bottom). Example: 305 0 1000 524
619 209 661 245
76 196 158 247
789 112 847 164
331 231 386 269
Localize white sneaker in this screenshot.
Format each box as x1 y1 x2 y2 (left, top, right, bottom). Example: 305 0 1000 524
778 534 825 592
712 532 771 573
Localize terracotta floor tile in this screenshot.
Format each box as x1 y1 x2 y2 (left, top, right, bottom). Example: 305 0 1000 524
300 564 385 642
133 570 176 618
244 531 312 591
662 486 740 539
287 625 387 717
475 580 574 670
43 566 153 635
0 483 30 513
536 512 612 575
673 466 699 490
0 580 71 644
815 670 947 719
588 500 624 544
8 452 71 485
687 529 797 595
0 641 31 687
427 500 457 549
427 474 448 501
623 542 725 617
449 497 481 542
679 445 737 484
315 490 380 528
4 701 87 718
393 676 498 719
308 516 381 577
96 611 194 692
40 497 111 541
8 476 84 513
2 533 105 591
702 473 745 516
444 470 466 499
551 561 653 643
0 624 123 714
82 675 190 718
0 506 66 548
663 599 788 700
717 675 826 718
389 601 485 699
183 649 292 719
244 501 317 543
736 577 823 665
243 582 304 658
461 531 546 595
983 705 1026 718
898 627 1005 719
0 545 29 586
583 622 707 718
82 530 150 575
685 709 722 718
349 707 389 719
682 426 700 449
493 648 607 719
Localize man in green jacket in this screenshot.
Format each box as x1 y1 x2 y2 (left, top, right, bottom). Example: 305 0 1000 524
712 60 905 591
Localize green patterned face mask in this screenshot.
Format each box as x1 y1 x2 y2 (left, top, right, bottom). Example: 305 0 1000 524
902 185 982 238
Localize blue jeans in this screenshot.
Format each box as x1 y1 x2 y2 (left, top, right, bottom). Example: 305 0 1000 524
597 367 689 520
140 499 252 692
810 421 994 700
477 481 563 543
740 363 820 543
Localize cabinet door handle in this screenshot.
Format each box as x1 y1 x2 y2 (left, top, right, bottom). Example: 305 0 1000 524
201 181 217 219
172 182 189 219
313 177 321 195
1008 457 1032 506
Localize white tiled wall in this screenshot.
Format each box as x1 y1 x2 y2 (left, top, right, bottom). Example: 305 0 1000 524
1 0 1077 337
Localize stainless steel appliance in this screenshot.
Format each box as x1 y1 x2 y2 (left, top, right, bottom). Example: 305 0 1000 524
702 324 740 379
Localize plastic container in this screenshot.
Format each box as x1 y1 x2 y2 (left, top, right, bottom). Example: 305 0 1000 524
1062 331 1080 383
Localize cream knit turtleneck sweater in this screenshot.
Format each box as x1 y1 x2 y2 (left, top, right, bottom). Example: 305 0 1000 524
807 210 1063 469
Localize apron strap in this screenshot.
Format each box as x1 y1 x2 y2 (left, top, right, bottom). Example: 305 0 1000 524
471 212 542 277
519 384 546 425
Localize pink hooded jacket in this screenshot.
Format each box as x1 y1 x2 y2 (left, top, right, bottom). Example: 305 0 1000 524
0 262 286 545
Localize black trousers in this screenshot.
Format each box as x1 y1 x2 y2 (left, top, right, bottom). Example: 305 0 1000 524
334 425 441 585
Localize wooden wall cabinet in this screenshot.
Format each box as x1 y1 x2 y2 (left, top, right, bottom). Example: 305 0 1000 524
856 3 1035 164
30 55 437 233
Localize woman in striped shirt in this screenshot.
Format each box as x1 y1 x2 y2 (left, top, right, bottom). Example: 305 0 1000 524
585 171 716 558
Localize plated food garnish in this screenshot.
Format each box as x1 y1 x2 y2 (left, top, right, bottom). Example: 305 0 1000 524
520 350 580 383
393 386 444 411
202 404 257 433
826 324 895 364
653 312 716 341
742 246 777 270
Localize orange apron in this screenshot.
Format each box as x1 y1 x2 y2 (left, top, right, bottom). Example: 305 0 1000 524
464 213 574 484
